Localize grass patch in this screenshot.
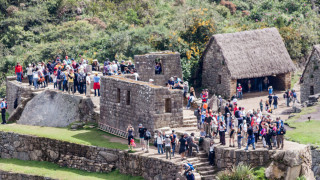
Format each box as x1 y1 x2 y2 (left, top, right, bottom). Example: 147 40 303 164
0 158 143 180
0 123 128 150
291 71 301 89
286 120 320 146
253 167 267 180
285 105 317 123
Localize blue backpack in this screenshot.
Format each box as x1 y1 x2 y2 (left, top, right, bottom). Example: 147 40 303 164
187 163 195 171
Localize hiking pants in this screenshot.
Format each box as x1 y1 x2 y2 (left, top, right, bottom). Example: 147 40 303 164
237 137 242 149
28 75 33 85
165 146 171 159
188 143 199 156
219 131 225 145
16 72 22 82
272 136 277 147
157 144 163 154
171 143 176 156
209 151 215 165
86 83 91 97
245 135 255 150
204 123 211 137
242 132 247 146
1 109 6 124
277 135 284 149
68 82 74 94
144 140 149 151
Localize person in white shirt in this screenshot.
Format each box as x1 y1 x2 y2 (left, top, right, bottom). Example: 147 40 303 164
26 64 33 86
112 61 118 74
155 132 164 154
86 72 91 97
242 120 248 146
208 141 215 166
32 69 39 89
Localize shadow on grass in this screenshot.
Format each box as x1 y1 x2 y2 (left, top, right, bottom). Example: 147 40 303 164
70 129 128 150
0 158 143 180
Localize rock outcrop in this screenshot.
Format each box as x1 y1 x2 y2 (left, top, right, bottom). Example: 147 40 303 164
18 90 95 127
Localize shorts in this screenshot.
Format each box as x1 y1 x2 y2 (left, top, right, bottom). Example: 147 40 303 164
128 135 133 145
230 130 235 138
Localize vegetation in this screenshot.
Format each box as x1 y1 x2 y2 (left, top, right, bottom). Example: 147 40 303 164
0 123 128 150
0 0 319 94
0 158 143 180
217 164 266 180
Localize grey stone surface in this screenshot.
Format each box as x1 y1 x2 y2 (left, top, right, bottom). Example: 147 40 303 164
134 52 183 86
312 148 320 180
100 76 183 135
0 170 56 180
17 90 94 127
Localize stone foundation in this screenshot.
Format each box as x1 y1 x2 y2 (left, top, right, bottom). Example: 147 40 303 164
0 170 55 180
0 131 182 180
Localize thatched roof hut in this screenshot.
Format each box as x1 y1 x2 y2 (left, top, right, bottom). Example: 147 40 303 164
203 27 295 79
202 27 295 98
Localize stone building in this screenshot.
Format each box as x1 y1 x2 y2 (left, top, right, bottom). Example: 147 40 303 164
99 76 183 135
301 45 320 102
201 28 296 98
134 52 183 86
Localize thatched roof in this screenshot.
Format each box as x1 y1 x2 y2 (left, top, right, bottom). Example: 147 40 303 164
203 28 296 79
301 44 320 80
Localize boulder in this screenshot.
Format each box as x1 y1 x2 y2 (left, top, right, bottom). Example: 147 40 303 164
99 151 118 162
292 103 303 113
18 90 94 127
265 162 285 179
283 150 303 167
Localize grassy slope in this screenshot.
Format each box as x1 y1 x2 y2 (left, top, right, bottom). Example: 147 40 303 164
285 105 320 146
0 158 143 180
0 124 127 150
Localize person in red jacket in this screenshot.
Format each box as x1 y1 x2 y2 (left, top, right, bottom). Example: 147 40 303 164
15 62 23 82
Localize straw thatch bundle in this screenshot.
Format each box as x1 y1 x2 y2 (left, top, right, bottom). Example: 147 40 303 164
203 28 296 79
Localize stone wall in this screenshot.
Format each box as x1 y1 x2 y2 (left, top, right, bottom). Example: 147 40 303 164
100 76 183 135
312 147 320 180
0 131 182 180
276 72 291 91
0 170 55 180
201 40 232 98
6 77 33 115
134 52 183 86
301 49 320 103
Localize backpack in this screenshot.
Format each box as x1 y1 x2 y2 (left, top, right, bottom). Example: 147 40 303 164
187 163 195 171
146 131 151 140
78 73 85 83
170 134 176 143
280 126 286 135
59 72 64 80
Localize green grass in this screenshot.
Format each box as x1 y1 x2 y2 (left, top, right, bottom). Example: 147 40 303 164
0 158 143 180
286 120 320 146
0 124 128 150
285 106 317 123
291 71 302 89
253 167 267 180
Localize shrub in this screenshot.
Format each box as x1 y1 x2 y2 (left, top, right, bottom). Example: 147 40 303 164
217 164 255 180
220 0 236 15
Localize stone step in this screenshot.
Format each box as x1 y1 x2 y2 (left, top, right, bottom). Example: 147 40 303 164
183 116 198 120
183 120 198 124
201 174 218 180
199 169 218 176
197 166 214 171
198 157 209 162
182 123 198 127
193 162 210 168
157 127 171 132
196 152 208 158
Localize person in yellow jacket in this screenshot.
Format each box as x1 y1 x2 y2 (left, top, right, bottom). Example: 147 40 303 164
68 69 75 95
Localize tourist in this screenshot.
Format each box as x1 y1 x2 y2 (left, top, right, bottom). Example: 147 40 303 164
78 69 86 94
32 68 39 89
26 64 33 86
224 103 231 118
273 94 279 109
292 90 298 104
263 77 269 90
143 128 151 153
284 89 290 107
259 99 263 112
205 89 209 102
229 119 235 147
200 90 206 104
52 70 57 89
204 113 212 137
1 99 7 124
112 61 118 74
183 82 189 98
248 80 251 92
164 135 172 160
208 141 215 166
93 73 101 97
138 124 145 150
179 134 187 160
127 124 134 150
211 114 218 137
183 163 194 178
272 123 277 148
245 125 255 150
173 76 183 89
156 132 164 154
277 123 286 149
155 62 162 74
15 62 23 82
260 124 267 148
170 130 177 157
162 131 166 153
92 59 100 71
237 83 242 99
266 125 273 150
187 87 196 109
241 120 248 146
265 100 269 111
237 128 242 149
217 112 224 129
168 77 174 89
226 113 232 132
68 69 75 95
187 133 199 156
268 86 273 95
253 121 259 143
195 106 201 129
62 70 68 91
86 72 91 97
219 121 226 145
199 128 206 146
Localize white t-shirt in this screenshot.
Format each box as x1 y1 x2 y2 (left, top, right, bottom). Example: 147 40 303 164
86 76 91 84
212 117 217 128
157 136 163 144
210 144 214 152
26 67 33 75
33 71 39 79
112 64 118 72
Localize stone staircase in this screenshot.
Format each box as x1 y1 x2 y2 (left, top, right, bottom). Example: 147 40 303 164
186 147 219 180
183 116 198 127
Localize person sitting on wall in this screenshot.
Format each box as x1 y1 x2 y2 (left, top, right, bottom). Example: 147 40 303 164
168 77 174 88
92 59 100 71
155 62 162 74
173 76 183 89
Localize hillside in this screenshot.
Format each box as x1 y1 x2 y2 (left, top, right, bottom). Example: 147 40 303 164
0 0 319 95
